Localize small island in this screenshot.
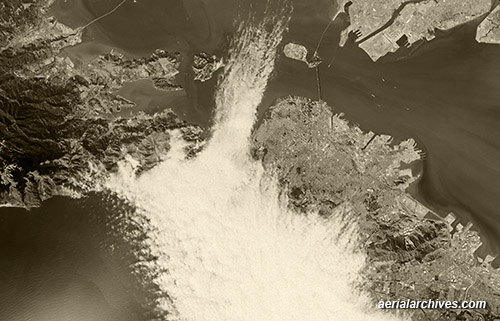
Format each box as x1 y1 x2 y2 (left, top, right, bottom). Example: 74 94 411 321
1 1 499 320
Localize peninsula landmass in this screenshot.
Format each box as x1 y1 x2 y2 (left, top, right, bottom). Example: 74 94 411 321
1 1 499 320
0 0 211 208
253 97 500 321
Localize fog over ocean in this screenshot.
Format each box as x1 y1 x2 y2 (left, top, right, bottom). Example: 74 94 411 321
50 0 500 254
106 6 404 319
1 0 500 320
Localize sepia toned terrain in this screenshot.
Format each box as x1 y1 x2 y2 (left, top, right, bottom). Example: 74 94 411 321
341 0 497 61
1 1 499 320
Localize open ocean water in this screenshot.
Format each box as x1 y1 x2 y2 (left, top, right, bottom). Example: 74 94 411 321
1 0 500 319
51 0 500 253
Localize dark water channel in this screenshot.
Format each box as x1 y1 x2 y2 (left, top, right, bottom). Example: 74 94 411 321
2 0 500 319
51 0 500 253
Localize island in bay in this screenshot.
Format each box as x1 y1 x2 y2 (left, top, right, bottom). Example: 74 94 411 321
1 0 499 320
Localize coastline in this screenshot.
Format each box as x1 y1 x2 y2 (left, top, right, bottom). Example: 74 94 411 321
252 96 500 319
0 0 207 208
341 0 495 61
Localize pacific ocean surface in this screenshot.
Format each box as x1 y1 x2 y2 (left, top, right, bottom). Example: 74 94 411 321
2 0 500 319
51 0 500 255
